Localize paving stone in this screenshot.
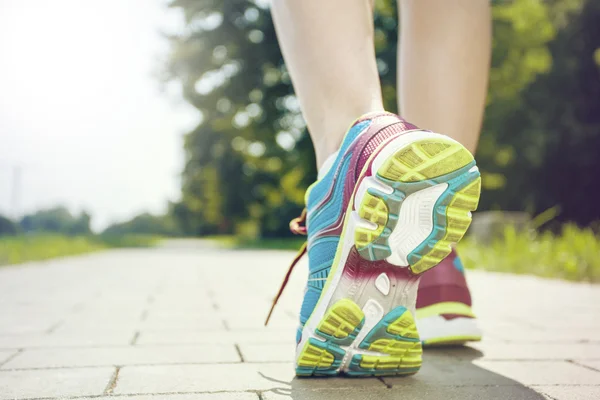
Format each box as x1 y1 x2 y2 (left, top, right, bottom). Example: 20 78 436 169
0 324 56 335
0 331 135 349
573 360 600 371
263 386 549 400
140 311 226 327
0 367 114 399
68 307 146 320
224 318 298 330
137 330 295 345
534 386 600 400
0 352 16 366
516 315 600 330
115 363 385 394
82 394 258 400
139 319 227 330
2 245 600 399
238 344 294 362
383 349 529 387
472 360 600 385
483 328 600 343
55 319 230 332
2 345 240 369
475 316 600 343
466 342 600 360
143 311 223 321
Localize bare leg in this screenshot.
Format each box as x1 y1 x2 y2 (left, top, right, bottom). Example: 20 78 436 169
271 0 384 168
398 0 492 153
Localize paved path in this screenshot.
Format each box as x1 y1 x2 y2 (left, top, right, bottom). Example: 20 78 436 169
1 244 599 400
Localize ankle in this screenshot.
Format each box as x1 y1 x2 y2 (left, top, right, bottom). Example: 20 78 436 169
312 108 386 168
314 136 343 169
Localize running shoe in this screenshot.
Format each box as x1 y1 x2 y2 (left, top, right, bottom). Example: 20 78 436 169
267 111 481 376
417 249 482 346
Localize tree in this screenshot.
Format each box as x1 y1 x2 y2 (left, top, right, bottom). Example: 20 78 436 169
0 215 19 236
476 0 586 210
164 0 597 237
19 207 92 235
165 0 311 237
500 0 600 225
102 213 180 236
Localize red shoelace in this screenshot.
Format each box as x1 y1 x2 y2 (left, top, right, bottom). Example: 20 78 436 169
264 208 308 326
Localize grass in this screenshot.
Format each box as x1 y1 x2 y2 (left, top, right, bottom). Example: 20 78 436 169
207 223 600 283
458 223 600 283
3 225 598 282
0 234 159 267
205 235 306 250
0 235 106 266
97 234 161 248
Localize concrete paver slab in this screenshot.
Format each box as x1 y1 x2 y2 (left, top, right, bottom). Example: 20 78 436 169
0 246 599 399
0 367 114 399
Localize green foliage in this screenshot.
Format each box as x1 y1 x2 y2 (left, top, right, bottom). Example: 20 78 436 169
165 0 314 237
210 223 600 282
206 234 306 250
490 0 555 100
458 224 600 282
165 0 599 237
0 215 19 237
477 0 600 226
0 207 165 266
97 234 161 248
102 213 180 236
19 207 92 236
0 235 106 266
0 234 160 267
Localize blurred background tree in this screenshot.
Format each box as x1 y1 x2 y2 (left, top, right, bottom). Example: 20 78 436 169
164 0 600 238
0 215 19 237
102 212 180 237
19 207 92 236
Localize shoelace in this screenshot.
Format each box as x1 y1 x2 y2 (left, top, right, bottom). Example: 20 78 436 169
264 208 308 326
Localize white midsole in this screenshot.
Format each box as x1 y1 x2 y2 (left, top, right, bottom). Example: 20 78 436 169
295 129 443 366
417 315 482 342
385 183 448 266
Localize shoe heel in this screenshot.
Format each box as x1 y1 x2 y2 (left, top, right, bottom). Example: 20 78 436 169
353 131 481 275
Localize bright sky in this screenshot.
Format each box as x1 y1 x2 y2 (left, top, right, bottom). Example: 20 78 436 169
0 0 199 230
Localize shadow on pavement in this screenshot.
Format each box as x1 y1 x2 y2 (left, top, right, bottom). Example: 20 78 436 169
269 346 547 400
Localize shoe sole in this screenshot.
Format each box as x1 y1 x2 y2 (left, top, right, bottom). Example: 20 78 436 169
417 302 482 346
295 130 481 377
419 316 482 347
